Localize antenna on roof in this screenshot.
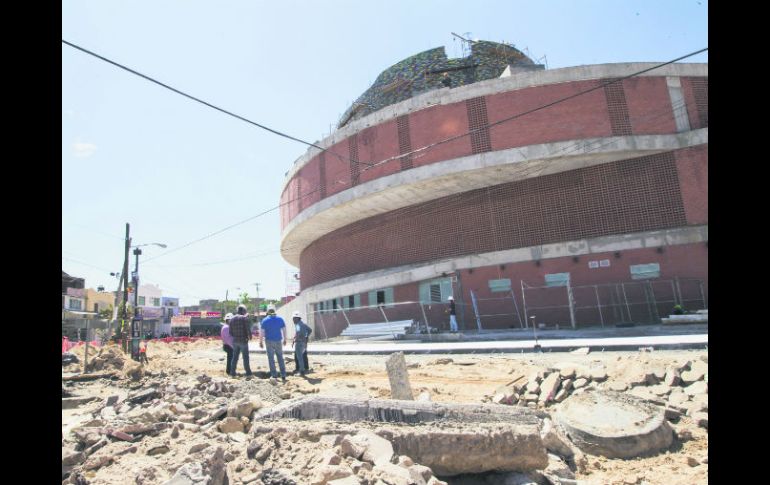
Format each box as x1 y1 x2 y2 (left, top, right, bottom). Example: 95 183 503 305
451 32 475 57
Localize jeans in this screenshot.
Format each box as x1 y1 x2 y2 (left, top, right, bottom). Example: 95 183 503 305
230 341 252 376
223 344 234 375
449 315 458 332
294 341 307 374
265 340 286 379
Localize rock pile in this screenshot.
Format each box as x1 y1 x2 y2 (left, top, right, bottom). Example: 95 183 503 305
487 365 608 408
487 357 708 430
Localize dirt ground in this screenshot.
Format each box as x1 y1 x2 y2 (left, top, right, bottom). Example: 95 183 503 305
62 340 708 485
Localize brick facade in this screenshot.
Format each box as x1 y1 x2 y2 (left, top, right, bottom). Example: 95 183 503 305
280 75 707 229
299 149 703 288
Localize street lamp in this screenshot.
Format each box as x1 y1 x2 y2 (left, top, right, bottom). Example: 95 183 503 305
129 242 166 358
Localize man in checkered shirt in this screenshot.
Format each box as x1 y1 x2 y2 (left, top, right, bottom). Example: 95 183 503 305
228 304 253 377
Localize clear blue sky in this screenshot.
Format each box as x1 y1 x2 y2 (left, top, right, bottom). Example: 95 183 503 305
62 0 708 306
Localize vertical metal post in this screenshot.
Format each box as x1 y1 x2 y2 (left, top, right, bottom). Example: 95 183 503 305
470 290 483 331
699 280 707 309
675 277 683 309
510 290 524 328
316 310 328 340
454 272 466 331
520 280 529 329
566 279 577 329
378 305 395 339
83 319 90 374
646 281 660 324
419 302 432 341
670 280 679 306
594 285 605 328
340 305 352 331
621 283 632 323
121 224 130 352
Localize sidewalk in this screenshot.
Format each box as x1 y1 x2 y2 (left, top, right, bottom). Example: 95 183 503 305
248 329 708 355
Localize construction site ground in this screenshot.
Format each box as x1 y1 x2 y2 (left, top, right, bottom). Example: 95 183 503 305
62 339 708 485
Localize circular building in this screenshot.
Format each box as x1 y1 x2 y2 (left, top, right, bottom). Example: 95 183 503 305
280 41 707 338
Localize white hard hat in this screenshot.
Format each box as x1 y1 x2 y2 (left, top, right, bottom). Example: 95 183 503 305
225 313 234 321
292 311 302 318
267 304 276 313
448 296 454 300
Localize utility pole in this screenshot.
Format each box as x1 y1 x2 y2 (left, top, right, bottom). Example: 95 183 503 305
121 224 131 352
131 245 142 359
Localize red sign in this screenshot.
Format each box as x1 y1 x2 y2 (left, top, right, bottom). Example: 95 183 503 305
183 311 222 319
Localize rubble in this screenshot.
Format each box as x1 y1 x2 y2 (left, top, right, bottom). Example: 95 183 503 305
62 340 708 485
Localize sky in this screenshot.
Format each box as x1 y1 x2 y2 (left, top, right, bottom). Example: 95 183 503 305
61 0 708 307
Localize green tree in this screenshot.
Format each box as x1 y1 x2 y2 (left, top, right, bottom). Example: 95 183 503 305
99 306 114 320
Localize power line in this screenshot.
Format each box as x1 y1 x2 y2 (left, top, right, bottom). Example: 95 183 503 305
62 256 115 274
61 39 360 167
144 249 280 268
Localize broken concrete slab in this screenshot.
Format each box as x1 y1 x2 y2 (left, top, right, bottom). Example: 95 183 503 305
572 378 588 389
681 360 708 384
162 461 209 485
554 390 673 459
540 418 574 459
692 412 708 429
683 381 708 396
539 373 561 404
62 396 100 409
385 425 547 476
385 352 414 401
254 397 545 425
589 369 608 382
341 430 393 466
664 368 681 387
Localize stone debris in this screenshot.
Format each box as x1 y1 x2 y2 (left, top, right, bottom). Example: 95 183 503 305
62 341 707 485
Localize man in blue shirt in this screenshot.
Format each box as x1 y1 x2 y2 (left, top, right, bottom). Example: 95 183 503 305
259 305 287 382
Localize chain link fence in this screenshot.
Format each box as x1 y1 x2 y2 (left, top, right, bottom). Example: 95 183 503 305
520 277 706 328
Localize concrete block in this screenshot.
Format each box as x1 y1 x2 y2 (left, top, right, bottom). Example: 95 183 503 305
386 352 414 401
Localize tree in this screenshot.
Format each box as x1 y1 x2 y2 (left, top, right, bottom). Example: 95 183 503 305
239 292 251 312
99 306 114 320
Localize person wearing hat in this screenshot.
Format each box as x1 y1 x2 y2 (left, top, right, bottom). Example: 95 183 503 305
447 296 458 333
229 304 254 377
220 313 235 376
259 305 287 382
291 311 312 377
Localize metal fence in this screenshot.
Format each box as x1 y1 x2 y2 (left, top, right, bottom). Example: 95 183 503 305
468 290 526 330
520 277 707 328
303 277 707 338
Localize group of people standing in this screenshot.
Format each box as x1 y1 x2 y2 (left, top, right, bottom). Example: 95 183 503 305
220 304 312 383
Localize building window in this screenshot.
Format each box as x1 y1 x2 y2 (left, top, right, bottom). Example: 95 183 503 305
545 273 571 287
69 299 82 310
630 263 660 280
332 299 339 312
429 284 442 302
138 296 146 306
488 278 512 293
419 278 452 303
152 297 160 306
369 288 395 307
348 295 355 308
